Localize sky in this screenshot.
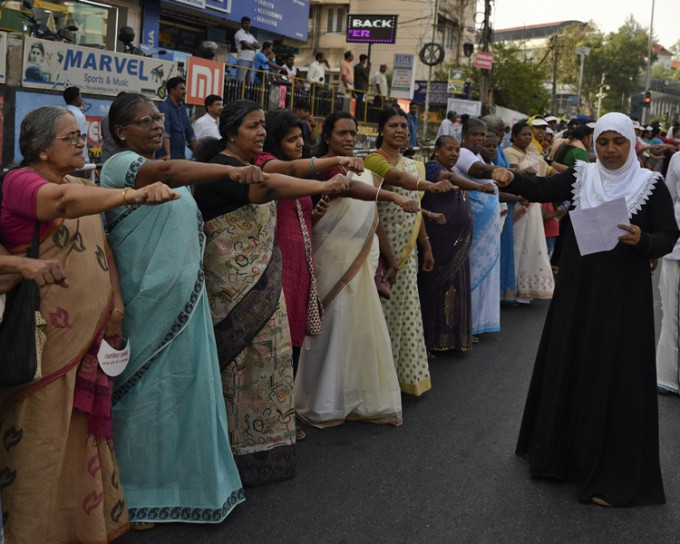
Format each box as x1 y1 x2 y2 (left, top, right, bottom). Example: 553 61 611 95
489 0 679 50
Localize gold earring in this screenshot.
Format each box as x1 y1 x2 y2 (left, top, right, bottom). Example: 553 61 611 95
40 154 47 160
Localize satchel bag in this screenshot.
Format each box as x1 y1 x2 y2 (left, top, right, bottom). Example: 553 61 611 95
0 221 45 385
295 199 324 336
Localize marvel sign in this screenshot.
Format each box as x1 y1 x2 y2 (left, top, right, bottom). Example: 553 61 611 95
346 14 398 43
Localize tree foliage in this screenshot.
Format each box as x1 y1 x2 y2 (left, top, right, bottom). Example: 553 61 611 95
446 42 550 115
550 17 649 115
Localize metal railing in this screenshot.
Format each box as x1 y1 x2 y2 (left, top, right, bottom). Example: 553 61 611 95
223 62 392 125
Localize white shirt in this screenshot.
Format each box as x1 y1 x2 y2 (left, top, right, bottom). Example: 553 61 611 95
281 65 298 78
664 152 680 259
373 71 388 95
307 60 325 83
66 104 89 163
234 29 257 62
193 113 220 141
436 118 454 139
452 147 482 176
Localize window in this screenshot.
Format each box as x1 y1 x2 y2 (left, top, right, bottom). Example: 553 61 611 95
326 7 347 33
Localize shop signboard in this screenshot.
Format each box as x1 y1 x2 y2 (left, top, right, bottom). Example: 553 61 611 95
186 57 224 106
346 14 398 43
22 38 177 100
413 80 448 105
390 53 414 99
447 97 481 117
161 0 308 41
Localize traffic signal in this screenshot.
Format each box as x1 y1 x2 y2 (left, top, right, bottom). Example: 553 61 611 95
643 91 652 107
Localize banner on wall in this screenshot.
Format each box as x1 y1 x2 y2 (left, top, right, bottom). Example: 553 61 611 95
186 57 224 106
14 91 113 163
22 38 177 100
0 32 6 84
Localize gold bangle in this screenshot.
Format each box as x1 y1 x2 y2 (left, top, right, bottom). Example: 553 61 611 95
113 308 125 316
416 179 421 191
419 236 429 242
122 187 133 209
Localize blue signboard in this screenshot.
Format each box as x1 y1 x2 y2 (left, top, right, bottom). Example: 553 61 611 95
142 0 160 48
162 0 309 41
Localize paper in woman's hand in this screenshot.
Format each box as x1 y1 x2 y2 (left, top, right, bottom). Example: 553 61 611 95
569 198 630 256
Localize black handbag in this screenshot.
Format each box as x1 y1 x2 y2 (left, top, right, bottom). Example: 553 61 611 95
0 222 45 385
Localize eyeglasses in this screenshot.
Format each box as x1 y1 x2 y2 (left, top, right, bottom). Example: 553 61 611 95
57 131 86 146
127 113 166 128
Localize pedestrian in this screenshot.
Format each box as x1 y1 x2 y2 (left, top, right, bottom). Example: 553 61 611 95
101 92 264 529
436 110 456 139
294 99 316 155
295 111 415 428
156 77 196 160
0 104 178 543
353 54 369 121
63 86 89 163
234 16 259 84
372 64 388 109
364 106 455 396
193 93 223 141
340 50 354 98
452 118 504 337
281 54 303 89
657 152 680 395
192 99 350 486
495 112 679 506
405 102 419 156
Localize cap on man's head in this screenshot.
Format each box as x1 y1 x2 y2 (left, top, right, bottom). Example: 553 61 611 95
544 115 557 123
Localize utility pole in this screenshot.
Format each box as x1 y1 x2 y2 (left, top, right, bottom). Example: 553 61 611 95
479 0 491 114
642 0 655 124
551 36 558 114
423 0 439 141
575 46 590 114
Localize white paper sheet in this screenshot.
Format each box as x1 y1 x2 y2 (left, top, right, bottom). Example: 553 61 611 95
97 338 130 377
569 197 630 256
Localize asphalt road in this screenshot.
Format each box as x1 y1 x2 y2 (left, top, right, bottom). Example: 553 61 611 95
120 286 680 544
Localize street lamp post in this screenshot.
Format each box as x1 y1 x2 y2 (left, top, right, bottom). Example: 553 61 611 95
575 46 590 114
642 0 656 125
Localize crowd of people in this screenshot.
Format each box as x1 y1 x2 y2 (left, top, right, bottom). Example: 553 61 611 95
1 86 680 542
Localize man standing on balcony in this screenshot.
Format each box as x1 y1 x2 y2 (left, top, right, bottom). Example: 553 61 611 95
340 51 354 96
353 54 369 120
307 51 329 86
235 16 259 84
373 64 388 109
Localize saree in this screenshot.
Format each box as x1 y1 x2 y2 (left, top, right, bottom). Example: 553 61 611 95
101 152 243 523
364 152 431 396
295 169 402 426
418 161 473 351
203 195 296 487
504 148 554 300
0 184 128 543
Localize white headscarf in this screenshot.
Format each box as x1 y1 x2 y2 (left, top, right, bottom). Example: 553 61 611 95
572 112 660 217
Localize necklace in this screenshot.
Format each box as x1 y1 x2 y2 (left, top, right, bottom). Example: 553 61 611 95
221 148 250 165
380 147 401 165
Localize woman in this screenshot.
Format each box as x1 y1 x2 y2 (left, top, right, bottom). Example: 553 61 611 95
656 152 680 394
192 100 349 486
552 124 593 167
364 106 454 396
495 112 679 506
504 121 554 303
452 118 503 336
419 135 496 353
99 93 263 527
0 105 177 543
253 109 364 370
295 111 417 427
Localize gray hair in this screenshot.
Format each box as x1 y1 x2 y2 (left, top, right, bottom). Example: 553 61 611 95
19 105 72 166
481 115 504 131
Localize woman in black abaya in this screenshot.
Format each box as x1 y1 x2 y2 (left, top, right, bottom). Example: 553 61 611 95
493 112 679 506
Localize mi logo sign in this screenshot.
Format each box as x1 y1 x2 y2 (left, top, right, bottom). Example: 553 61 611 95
186 57 225 106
